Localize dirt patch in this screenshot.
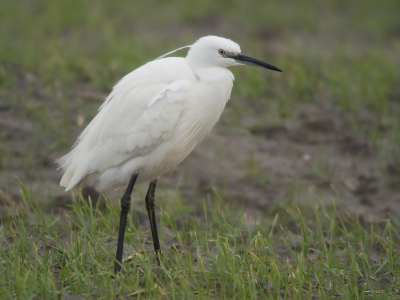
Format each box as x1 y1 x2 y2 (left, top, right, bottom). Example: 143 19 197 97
172 103 400 223
0 61 399 225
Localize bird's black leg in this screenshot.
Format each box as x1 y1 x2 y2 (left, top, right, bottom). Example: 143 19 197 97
114 173 138 273
145 179 161 265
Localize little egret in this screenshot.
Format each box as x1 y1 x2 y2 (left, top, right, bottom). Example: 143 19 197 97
57 35 282 273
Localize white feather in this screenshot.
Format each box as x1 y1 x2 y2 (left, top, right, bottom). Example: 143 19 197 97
57 36 244 192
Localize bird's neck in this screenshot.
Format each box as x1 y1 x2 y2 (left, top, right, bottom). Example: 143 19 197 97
191 66 234 83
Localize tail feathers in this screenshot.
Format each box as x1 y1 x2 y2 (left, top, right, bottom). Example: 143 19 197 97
60 170 72 190
60 165 88 191
57 147 87 191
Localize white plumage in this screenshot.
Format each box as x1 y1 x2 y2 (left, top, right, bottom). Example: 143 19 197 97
57 35 281 193
57 35 282 273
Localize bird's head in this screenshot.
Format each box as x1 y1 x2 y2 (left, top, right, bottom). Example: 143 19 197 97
186 35 282 72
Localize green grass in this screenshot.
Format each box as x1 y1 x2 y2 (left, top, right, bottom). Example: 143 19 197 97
1 183 399 299
1 0 400 298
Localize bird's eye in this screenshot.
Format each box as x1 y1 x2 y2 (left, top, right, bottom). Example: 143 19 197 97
218 49 226 56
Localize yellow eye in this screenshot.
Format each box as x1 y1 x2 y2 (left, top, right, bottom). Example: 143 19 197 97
218 49 226 56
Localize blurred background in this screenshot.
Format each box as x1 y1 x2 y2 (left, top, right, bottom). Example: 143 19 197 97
1 0 400 221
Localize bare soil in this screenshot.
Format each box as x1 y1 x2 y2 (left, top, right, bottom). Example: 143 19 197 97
1 60 399 226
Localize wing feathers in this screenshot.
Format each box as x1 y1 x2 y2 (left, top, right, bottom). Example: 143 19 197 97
58 76 192 191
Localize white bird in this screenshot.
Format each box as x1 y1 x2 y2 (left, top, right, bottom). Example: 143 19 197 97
57 35 282 273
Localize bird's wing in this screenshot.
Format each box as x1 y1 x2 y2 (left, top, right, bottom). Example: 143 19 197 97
97 79 190 159
59 72 193 190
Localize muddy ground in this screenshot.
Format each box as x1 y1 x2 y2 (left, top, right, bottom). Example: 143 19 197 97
1 61 399 226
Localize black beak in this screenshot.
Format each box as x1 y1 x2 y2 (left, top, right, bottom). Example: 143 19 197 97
230 53 282 72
